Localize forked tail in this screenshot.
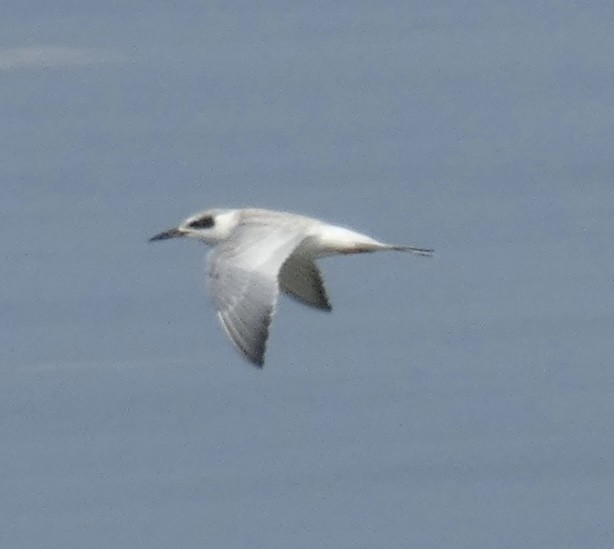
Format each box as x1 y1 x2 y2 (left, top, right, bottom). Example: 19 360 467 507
390 244 434 256
348 242 434 256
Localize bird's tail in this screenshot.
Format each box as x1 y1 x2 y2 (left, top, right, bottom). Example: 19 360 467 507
389 244 434 256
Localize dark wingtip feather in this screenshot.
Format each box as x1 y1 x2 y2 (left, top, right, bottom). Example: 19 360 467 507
251 352 265 368
242 339 267 368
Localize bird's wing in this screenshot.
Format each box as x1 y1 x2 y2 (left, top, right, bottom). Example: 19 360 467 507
279 248 331 311
207 224 307 367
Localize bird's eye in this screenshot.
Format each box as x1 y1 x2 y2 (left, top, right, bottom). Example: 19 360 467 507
188 215 215 229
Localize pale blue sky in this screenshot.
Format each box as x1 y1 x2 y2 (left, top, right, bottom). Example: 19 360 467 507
2 2 613 547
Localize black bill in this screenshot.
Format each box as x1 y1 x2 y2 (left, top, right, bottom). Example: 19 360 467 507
149 228 184 242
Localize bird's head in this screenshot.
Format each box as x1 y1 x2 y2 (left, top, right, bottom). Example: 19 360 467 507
149 208 239 245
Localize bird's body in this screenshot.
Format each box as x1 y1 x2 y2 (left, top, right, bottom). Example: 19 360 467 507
150 208 432 367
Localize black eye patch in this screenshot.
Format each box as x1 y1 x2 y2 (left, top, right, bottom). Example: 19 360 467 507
188 216 214 229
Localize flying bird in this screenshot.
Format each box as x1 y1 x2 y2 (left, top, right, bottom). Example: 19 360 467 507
150 208 432 367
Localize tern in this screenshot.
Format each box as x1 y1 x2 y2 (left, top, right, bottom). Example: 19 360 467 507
150 208 433 367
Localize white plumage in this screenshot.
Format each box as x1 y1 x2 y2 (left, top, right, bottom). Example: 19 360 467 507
150 208 432 367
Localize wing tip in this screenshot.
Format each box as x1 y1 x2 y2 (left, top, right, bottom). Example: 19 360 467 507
248 353 265 368
217 310 269 369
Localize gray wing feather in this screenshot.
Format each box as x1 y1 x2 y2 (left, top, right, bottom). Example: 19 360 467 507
207 223 306 367
279 253 331 311
211 265 275 367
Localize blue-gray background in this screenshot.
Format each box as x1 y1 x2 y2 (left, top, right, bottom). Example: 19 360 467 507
2 2 613 548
